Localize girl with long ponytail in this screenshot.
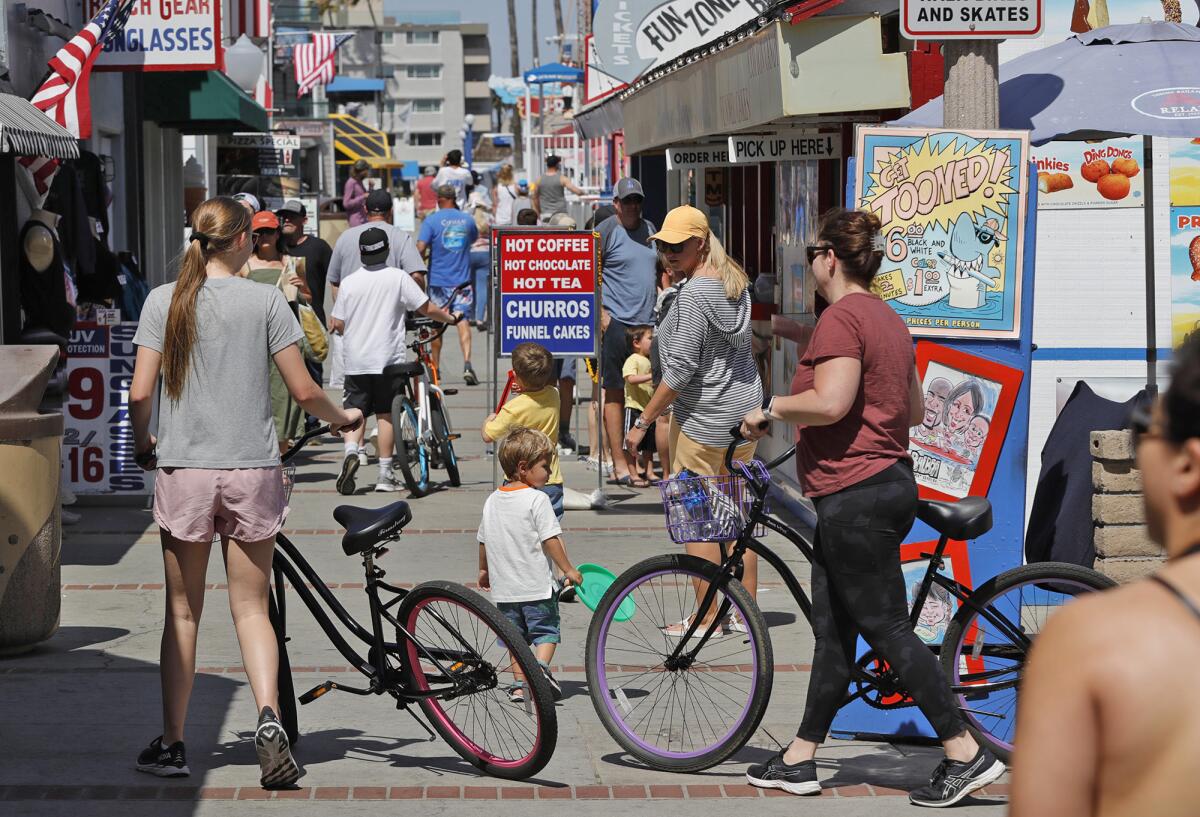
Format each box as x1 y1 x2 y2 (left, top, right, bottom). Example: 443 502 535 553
129 196 362 789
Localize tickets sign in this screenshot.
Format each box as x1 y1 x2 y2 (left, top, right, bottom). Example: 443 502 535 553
496 231 599 356
90 0 222 72
63 323 152 496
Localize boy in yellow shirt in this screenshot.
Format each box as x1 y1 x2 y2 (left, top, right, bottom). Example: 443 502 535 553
482 342 563 518
622 325 656 485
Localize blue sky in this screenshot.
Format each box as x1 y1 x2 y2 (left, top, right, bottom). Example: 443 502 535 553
385 0 581 77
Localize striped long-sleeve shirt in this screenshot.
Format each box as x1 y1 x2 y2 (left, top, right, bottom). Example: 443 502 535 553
657 275 763 448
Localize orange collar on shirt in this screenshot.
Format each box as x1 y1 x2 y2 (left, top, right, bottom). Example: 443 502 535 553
499 482 531 492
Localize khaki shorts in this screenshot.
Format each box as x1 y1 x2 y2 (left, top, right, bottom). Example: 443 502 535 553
154 466 287 543
667 415 757 477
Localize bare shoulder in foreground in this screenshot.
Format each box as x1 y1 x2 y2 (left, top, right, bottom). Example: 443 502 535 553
1011 561 1200 817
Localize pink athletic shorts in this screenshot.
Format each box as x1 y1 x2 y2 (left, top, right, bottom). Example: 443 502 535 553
153 467 288 543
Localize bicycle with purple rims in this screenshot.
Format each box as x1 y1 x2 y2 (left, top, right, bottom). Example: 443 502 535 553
268 425 557 779
584 426 1115 773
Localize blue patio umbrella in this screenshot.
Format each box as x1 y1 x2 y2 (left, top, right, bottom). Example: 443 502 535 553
523 62 584 85
896 22 1200 388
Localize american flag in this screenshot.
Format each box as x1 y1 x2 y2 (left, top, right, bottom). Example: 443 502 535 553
229 0 272 40
294 33 353 98
19 0 135 196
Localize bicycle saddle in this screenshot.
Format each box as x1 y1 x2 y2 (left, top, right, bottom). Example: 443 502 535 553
333 501 412 555
916 496 992 541
383 361 424 378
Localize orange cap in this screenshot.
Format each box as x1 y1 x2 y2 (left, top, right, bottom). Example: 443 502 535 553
251 211 279 231
648 205 709 244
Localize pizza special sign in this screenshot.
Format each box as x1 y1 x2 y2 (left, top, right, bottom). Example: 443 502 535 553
89 0 222 71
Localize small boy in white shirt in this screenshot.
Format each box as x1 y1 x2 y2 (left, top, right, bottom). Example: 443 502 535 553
477 428 583 703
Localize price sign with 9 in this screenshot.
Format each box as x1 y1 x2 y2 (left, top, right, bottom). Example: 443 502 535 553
66 365 106 485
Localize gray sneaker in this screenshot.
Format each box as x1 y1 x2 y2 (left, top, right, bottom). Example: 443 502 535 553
255 706 299 789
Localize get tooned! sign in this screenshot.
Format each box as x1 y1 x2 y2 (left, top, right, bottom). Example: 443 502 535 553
496 231 599 357
902 0 1043 40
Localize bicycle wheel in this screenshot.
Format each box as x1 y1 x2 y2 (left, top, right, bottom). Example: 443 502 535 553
396 581 557 780
268 591 299 745
429 395 461 487
390 394 428 497
940 562 1116 761
585 554 772 773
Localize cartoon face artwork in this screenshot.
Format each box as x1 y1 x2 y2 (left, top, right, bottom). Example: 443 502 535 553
964 415 990 458
923 377 952 429
943 379 983 435
906 573 957 645
941 212 1005 310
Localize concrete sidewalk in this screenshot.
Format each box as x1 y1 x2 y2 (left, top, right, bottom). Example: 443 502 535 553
0 327 1008 815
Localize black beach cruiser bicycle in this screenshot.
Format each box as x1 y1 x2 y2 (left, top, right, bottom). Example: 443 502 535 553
584 429 1116 772
268 426 556 779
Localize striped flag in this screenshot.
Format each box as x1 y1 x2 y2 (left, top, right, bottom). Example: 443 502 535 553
19 0 135 196
294 33 353 98
229 0 271 40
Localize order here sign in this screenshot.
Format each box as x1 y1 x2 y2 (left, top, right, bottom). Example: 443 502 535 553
497 231 598 357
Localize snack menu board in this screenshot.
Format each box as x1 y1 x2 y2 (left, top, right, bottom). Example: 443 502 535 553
1032 138 1144 209
854 127 1030 340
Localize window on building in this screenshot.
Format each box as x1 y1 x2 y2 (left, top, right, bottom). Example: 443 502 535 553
406 31 440 45
409 132 443 147
404 64 442 79
380 32 395 45
411 98 443 113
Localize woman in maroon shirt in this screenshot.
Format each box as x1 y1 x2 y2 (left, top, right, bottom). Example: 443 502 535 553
738 209 1003 807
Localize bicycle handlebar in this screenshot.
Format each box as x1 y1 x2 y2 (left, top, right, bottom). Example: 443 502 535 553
410 281 472 348
724 423 797 489
282 424 332 464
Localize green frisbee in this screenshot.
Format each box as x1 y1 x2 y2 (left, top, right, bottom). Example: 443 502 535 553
576 563 636 622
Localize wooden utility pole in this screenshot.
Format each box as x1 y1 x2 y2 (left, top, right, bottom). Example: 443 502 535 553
508 0 524 168
942 42 999 129
531 0 540 66
554 0 566 61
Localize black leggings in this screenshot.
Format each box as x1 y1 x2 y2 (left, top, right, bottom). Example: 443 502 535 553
796 462 965 743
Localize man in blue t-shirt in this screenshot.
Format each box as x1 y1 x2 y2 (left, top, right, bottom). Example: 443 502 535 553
418 185 480 384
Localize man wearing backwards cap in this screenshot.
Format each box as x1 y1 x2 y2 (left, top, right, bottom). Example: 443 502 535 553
418 184 480 385
328 189 427 309
330 227 462 494
595 177 658 485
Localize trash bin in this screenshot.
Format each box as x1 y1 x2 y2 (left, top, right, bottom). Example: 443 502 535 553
0 345 63 655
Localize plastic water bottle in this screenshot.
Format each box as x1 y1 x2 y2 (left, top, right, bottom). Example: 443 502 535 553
665 481 689 534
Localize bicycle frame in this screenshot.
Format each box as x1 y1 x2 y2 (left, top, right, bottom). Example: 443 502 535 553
665 445 1035 705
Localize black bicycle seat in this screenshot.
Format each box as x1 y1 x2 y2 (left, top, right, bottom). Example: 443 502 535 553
383 361 424 378
916 496 992 541
333 501 412 555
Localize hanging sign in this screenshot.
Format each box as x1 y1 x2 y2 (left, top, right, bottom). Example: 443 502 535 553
219 134 300 177
854 126 1030 340
902 0 1043 40
63 323 152 496
665 142 735 171
728 131 841 164
496 231 599 357
90 0 222 72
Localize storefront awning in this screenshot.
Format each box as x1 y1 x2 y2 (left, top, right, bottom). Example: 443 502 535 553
0 94 78 159
326 77 387 94
330 113 390 165
621 17 909 154
143 71 269 135
574 93 624 141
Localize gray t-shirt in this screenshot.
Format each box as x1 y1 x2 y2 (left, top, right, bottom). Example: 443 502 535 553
535 173 566 218
596 214 659 325
133 278 304 468
328 222 426 287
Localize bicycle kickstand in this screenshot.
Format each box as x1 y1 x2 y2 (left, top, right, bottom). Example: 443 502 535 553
397 699 437 741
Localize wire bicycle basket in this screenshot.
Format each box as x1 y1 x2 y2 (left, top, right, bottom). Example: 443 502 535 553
658 461 768 544
282 464 297 506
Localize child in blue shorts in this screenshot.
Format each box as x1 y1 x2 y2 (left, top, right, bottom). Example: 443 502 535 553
477 427 582 702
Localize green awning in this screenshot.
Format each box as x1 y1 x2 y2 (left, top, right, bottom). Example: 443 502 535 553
143 71 268 135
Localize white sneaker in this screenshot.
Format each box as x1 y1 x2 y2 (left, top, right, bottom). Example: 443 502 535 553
61 508 81 525
374 475 403 492
358 450 369 467
60 482 77 506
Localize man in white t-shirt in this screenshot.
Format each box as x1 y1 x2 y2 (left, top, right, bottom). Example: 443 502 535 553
330 227 462 494
433 149 474 210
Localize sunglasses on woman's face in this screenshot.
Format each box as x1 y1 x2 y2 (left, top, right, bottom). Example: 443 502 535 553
655 238 690 254
806 244 833 264
255 229 278 236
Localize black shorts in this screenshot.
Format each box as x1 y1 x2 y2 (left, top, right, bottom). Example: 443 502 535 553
623 408 656 453
343 373 396 417
601 319 632 390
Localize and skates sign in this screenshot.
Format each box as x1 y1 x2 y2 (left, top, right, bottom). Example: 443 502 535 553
902 0 1043 39
496 231 600 357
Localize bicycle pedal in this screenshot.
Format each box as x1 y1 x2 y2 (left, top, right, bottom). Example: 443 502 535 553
299 681 334 705
447 433 461 441
442 388 458 396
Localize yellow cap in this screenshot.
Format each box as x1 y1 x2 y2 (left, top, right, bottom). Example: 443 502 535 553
648 205 709 245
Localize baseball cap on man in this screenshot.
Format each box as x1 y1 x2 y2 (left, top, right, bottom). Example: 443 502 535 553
232 192 260 212
435 184 457 200
614 177 644 200
276 199 307 218
366 189 393 213
648 205 709 245
359 227 390 265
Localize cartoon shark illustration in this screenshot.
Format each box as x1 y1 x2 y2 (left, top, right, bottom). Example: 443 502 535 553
937 213 1004 310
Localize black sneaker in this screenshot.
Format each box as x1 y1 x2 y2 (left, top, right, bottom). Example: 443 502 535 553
336 452 359 495
558 430 578 454
463 363 479 386
136 736 189 778
908 747 1005 808
746 751 820 795
255 706 300 789
539 663 563 700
